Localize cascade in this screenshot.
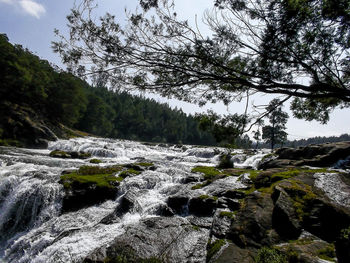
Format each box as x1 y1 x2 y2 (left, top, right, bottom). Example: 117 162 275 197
0 137 268 262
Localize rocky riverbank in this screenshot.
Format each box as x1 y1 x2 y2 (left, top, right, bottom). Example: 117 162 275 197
1 138 349 263
61 141 350 262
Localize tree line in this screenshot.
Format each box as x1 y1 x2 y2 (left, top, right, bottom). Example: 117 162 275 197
0 33 217 146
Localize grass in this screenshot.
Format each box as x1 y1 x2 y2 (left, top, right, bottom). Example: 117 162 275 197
199 195 218 201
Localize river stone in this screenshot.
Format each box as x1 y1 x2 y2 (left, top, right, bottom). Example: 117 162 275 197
214 243 256 263
85 216 209 263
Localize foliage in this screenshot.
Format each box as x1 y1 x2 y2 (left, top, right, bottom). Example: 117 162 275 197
0 34 218 146
255 247 287 263
262 99 289 149
53 0 350 132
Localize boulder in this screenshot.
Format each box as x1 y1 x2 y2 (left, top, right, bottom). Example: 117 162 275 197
167 195 189 215
227 192 279 248
189 195 218 216
272 186 302 239
260 142 350 169
84 217 209 263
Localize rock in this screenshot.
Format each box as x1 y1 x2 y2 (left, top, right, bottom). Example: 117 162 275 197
214 243 256 263
220 189 246 199
211 210 234 238
272 186 302 239
276 237 336 263
260 142 350 169
49 150 91 159
167 195 189 215
189 195 218 216
0 102 58 148
228 192 279 248
85 217 209 263
336 227 350 263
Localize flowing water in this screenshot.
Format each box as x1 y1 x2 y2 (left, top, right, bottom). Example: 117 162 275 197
0 137 268 263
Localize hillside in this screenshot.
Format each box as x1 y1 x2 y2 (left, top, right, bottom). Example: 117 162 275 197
0 34 216 148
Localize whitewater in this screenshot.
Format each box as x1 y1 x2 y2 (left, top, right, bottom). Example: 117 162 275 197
0 137 268 263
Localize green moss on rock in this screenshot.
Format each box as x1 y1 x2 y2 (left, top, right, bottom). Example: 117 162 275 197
89 158 102 164
60 165 123 189
206 239 226 262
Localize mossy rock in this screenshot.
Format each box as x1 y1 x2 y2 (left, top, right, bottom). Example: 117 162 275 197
49 150 91 159
89 158 102 164
60 165 123 212
119 169 142 179
206 239 226 262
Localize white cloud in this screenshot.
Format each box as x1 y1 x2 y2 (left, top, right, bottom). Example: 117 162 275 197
19 0 46 19
0 0 46 19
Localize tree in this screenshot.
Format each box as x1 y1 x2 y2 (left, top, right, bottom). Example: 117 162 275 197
53 0 350 130
262 99 289 149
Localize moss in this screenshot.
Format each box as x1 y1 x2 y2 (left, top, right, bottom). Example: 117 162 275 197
61 165 123 189
219 211 235 219
0 139 22 147
192 225 200 231
287 238 314 246
317 244 336 262
199 195 218 201
281 180 317 221
255 247 287 263
191 184 203 190
90 159 102 164
119 169 142 178
134 162 154 167
206 239 226 262
340 226 350 240
191 166 226 180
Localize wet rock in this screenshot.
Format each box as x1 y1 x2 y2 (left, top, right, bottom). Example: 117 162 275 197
217 197 241 211
228 192 279 247
49 150 91 159
336 227 350 263
85 217 209 263
215 243 256 263
260 141 350 169
189 195 218 216
272 186 302 239
220 189 246 199
167 195 189 215
211 210 234 238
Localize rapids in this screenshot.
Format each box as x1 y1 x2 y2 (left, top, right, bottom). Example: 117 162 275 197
0 137 268 263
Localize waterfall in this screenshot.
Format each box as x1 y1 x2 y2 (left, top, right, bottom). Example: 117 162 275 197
0 137 268 262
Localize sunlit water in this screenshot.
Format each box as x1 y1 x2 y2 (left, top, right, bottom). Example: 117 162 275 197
0 137 268 263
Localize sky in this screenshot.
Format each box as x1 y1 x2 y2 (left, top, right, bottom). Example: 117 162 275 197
1 0 349 140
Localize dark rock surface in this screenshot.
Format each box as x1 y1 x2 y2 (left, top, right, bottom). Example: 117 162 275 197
259 141 350 169
85 217 209 263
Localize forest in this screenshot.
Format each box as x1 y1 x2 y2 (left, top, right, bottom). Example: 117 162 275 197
0 33 218 146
